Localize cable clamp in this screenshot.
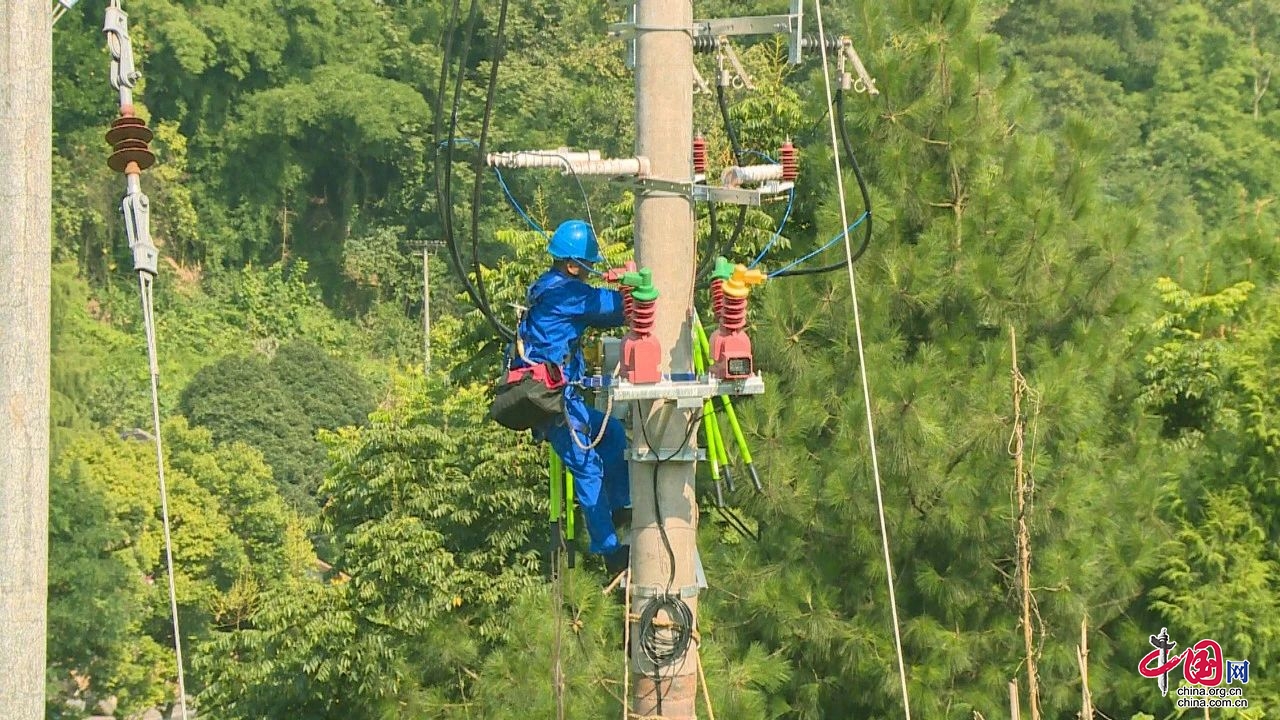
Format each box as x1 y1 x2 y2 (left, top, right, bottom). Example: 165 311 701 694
104 2 140 92
717 38 755 91
842 37 879 96
122 188 158 275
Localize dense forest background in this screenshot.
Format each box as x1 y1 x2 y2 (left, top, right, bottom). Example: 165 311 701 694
45 0 1278 718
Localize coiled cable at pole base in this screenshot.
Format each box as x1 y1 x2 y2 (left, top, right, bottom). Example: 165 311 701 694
637 594 694 669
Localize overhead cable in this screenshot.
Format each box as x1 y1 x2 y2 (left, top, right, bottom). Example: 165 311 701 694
813 3 912 718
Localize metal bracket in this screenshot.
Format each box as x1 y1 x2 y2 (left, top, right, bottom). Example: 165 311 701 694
693 182 794 206
632 584 702 599
789 0 804 65
610 0 805 66
629 447 705 463
631 176 693 197
717 38 755 90
692 66 711 95
609 2 639 69
104 2 139 93
618 175 792 207
53 0 81 26
695 15 792 39
607 375 766 402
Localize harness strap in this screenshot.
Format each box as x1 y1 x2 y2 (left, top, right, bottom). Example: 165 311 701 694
506 363 566 389
514 271 575 369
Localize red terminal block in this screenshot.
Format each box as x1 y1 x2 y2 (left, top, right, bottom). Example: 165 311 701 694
604 261 637 323
620 268 662 385
711 265 766 380
693 133 709 176
779 139 798 182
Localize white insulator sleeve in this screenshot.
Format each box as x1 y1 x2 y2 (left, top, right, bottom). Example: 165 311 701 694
486 148 601 168
721 164 784 187
564 157 651 177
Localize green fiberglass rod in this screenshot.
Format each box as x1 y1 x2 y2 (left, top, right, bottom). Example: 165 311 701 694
693 315 763 491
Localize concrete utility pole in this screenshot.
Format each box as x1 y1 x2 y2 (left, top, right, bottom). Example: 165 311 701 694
0 3 53 719
629 0 699 716
422 243 432 374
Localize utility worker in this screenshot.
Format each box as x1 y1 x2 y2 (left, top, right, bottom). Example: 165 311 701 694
514 220 631 577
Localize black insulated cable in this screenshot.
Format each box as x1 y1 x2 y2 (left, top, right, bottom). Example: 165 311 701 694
697 81 748 280
470 0 511 332
434 0 515 341
771 87 873 278
637 593 694 669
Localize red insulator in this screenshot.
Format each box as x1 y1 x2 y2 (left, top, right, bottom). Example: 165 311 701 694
631 299 657 337
621 286 636 326
710 278 725 317
779 140 798 182
693 134 709 175
720 295 747 333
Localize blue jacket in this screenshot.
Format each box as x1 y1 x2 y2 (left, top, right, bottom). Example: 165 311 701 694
514 268 626 382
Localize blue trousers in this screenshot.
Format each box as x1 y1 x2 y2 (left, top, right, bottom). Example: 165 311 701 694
541 391 630 555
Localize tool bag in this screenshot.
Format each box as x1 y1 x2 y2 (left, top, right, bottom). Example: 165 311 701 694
488 361 566 431
489 272 575 431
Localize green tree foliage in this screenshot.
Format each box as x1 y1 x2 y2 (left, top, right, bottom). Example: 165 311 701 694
271 340 377 431
176 338 375 510
319 379 546 637
198 378 546 717
47 0 1280 716
1139 278 1280 710
705 1 1175 717
179 353 323 508
47 419 309 717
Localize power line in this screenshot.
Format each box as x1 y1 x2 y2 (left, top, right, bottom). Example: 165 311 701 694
770 88 874 278
812 2 912 718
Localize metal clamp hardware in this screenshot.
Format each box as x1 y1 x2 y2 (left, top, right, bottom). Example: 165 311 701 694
841 37 879 96
629 447 706 463
716 37 755 90
610 0 805 66
607 375 766 402
104 2 139 95
632 584 701 600
122 176 157 275
692 66 712 95
53 0 82 25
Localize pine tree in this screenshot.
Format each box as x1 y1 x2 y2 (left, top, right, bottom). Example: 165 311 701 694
710 1 1172 716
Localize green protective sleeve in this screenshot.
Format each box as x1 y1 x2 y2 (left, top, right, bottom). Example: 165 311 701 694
694 314 754 465
549 448 563 523
565 469 574 540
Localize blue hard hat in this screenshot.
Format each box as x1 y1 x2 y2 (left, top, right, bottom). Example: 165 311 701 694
547 220 604 264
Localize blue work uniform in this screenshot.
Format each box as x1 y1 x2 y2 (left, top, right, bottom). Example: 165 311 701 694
514 268 630 556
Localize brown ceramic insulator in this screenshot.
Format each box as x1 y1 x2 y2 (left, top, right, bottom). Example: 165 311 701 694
106 121 154 145
108 145 156 173
106 115 155 173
